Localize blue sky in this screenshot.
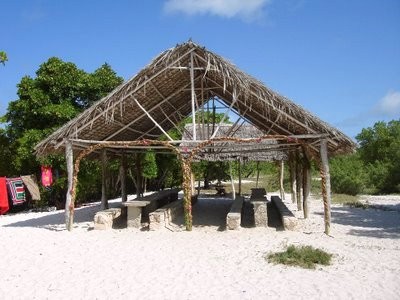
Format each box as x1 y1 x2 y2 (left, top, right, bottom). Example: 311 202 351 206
1 0 399 139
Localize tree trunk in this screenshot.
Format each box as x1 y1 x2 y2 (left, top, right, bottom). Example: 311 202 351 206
229 161 236 200
302 154 311 219
279 160 285 200
65 140 74 231
238 159 242 196
101 149 108 210
320 139 332 235
289 153 297 204
256 161 260 188
136 153 141 198
296 151 303 211
120 152 127 202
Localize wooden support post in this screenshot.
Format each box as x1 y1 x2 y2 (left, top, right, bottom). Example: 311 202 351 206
279 160 285 201
289 153 297 204
136 153 141 198
197 178 201 197
65 140 74 231
120 152 127 202
229 161 236 200
302 155 311 219
191 172 196 195
296 151 303 211
182 159 193 231
256 161 260 188
190 52 196 140
320 139 332 235
238 158 242 196
101 149 109 210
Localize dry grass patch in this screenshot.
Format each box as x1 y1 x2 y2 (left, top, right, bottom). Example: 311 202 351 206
332 194 369 209
266 245 332 269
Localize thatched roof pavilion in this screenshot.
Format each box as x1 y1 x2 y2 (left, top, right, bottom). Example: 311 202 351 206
35 41 356 233
181 124 288 161
35 41 355 157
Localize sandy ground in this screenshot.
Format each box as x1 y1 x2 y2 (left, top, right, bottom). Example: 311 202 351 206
0 193 399 300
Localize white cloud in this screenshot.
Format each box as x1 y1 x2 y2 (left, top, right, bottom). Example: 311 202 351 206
336 90 400 137
374 90 400 117
164 0 271 21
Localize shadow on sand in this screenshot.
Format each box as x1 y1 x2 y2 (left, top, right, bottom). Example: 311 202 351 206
3 202 122 231
316 205 400 239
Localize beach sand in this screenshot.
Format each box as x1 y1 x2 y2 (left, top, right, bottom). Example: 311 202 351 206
0 193 399 299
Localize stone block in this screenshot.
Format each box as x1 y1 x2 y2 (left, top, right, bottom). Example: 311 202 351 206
94 208 121 230
271 196 299 231
252 201 268 227
226 212 241 230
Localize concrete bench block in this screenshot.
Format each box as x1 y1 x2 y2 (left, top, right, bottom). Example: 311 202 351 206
271 196 299 231
226 212 241 230
252 200 268 227
122 188 180 229
149 199 183 231
94 208 122 230
226 196 244 230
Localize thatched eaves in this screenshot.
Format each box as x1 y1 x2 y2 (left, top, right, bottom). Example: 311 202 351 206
181 124 288 161
35 41 356 157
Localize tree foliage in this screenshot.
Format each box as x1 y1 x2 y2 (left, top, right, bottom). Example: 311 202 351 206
0 51 7 65
2 57 123 174
330 119 400 195
330 153 367 195
1 57 123 204
356 119 400 193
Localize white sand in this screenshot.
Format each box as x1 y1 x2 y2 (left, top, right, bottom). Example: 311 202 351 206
1 194 399 300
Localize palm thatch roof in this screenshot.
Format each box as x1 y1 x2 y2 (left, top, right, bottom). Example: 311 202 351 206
35 41 355 157
181 124 288 161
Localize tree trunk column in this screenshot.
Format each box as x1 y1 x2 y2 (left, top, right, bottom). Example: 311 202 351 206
65 140 74 231
279 160 285 201
320 139 332 235
120 152 127 202
289 153 297 204
238 158 242 196
302 155 311 219
101 149 108 210
182 159 193 231
296 151 303 211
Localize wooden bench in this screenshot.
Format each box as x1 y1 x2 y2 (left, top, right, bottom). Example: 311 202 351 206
271 196 298 230
226 196 244 230
122 189 179 228
94 208 123 230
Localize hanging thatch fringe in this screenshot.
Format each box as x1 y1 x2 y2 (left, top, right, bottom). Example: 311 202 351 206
34 41 355 157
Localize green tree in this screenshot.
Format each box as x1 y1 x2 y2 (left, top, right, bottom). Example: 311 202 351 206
330 153 367 195
3 57 123 173
0 51 7 65
142 150 158 192
0 128 13 175
356 119 400 193
1 57 123 204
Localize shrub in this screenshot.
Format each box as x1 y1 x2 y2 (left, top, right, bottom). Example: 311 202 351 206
330 154 366 195
266 245 332 269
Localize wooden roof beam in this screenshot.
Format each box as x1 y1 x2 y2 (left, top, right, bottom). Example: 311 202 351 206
103 74 202 141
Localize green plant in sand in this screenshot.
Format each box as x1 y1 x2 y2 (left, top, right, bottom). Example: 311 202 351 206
266 245 332 269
